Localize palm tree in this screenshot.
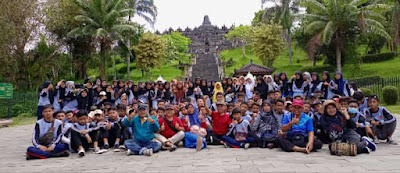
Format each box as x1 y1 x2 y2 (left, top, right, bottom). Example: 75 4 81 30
68 0 136 80
386 0 400 52
301 0 391 72
124 0 157 79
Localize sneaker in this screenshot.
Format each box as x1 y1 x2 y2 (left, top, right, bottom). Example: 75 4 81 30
223 142 229 148
94 147 101 153
196 136 203 151
362 147 372 154
50 151 70 158
119 145 127 150
244 143 250 149
114 143 120 149
103 143 109 149
387 136 397 144
143 148 153 156
373 136 380 144
362 136 377 151
78 148 85 157
169 144 177 152
126 149 133 156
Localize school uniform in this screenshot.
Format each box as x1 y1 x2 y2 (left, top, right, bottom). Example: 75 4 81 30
365 107 397 140
71 123 92 152
37 88 53 120
223 119 255 148
26 119 67 159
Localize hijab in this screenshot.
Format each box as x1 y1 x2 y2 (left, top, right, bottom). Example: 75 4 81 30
334 71 346 95
311 72 321 92
294 71 304 89
187 104 201 127
212 82 224 103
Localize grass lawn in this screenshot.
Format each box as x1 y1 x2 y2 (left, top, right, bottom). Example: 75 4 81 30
8 116 36 127
221 44 400 79
382 104 400 114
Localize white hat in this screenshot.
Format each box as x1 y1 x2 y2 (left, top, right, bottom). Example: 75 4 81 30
88 109 103 118
99 91 106 96
156 75 166 83
245 72 254 81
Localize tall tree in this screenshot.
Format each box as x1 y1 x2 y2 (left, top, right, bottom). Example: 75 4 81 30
161 31 191 64
225 25 251 57
301 0 391 72
133 32 166 77
68 0 137 80
250 23 285 67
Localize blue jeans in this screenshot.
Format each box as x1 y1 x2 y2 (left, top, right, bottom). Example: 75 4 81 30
222 135 255 148
184 132 207 149
27 143 68 159
124 139 161 155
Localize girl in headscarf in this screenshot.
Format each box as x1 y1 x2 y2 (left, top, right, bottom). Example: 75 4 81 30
279 72 290 97
333 71 351 96
321 71 335 99
264 75 279 92
244 74 255 101
212 82 224 103
37 81 54 119
162 82 172 103
63 81 78 111
53 80 66 111
290 71 307 98
309 72 323 98
182 104 207 150
253 76 268 100
251 100 280 148
302 72 312 99
173 81 186 104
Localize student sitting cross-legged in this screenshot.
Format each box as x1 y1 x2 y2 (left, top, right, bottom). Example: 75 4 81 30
26 104 69 160
222 107 254 149
155 104 185 151
276 99 322 154
251 100 280 148
123 104 161 156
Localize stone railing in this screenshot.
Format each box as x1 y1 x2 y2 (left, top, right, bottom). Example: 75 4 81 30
186 53 197 80
214 52 224 80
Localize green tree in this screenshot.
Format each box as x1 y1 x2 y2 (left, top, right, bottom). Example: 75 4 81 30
386 0 400 52
301 0 391 72
250 23 285 67
68 0 137 80
225 25 251 57
133 32 166 77
161 32 191 64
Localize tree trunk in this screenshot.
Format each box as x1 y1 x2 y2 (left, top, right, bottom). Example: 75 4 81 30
126 40 131 79
287 29 293 66
113 55 117 80
335 33 342 72
313 56 317 66
100 40 106 80
241 42 246 57
141 69 144 77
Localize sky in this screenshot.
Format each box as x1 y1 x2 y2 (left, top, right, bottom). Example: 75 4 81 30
134 0 275 32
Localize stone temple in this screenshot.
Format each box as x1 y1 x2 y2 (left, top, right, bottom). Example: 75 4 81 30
157 15 236 81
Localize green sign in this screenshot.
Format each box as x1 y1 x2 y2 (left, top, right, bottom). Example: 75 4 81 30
0 83 13 99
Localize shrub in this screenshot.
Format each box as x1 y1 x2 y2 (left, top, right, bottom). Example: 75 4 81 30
299 65 335 74
360 88 373 97
382 86 398 105
361 52 396 63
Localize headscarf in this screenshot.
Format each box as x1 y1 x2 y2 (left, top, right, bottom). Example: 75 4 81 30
311 72 321 93
174 81 186 103
65 81 75 95
303 72 312 82
294 71 304 89
264 75 276 91
322 71 332 98
334 71 346 95
279 72 289 95
255 76 268 99
212 82 224 103
200 79 209 96
186 104 201 127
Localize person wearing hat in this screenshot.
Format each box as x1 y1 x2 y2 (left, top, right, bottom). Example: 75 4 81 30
95 91 107 108
204 99 232 145
320 100 377 154
222 107 254 149
123 104 161 156
276 99 322 154
364 95 396 144
311 101 327 143
155 105 185 151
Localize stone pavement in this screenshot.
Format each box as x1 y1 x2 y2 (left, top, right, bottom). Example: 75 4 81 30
1 117 400 173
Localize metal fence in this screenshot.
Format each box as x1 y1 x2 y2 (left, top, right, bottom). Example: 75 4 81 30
0 91 37 118
350 76 400 99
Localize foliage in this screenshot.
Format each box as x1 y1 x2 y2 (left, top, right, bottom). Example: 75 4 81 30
68 0 137 80
250 23 285 67
133 32 166 75
127 0 158 26
300 0 391 72
161 32 192 65
299 65 335 74
361 52 397 63
360 88 373 97
225 25 251 57
382 86 398 105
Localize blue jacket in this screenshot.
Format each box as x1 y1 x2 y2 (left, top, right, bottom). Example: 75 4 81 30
123 115 160 142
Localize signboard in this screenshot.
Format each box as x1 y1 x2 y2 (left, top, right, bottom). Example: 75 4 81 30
0 83 13 99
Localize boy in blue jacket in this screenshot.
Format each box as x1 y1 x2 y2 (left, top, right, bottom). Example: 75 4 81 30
123 104 161 156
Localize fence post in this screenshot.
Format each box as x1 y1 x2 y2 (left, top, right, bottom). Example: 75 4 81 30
7 99 11 118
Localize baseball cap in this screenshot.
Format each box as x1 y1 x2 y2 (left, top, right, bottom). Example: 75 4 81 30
165 104 174 110
138 104 147 110
292 99 304 107
99 91 106 96
216 101 226 106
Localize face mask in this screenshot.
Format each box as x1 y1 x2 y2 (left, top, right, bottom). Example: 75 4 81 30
348 107 358 114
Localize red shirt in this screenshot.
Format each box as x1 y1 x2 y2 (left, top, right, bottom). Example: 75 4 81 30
181 116 208 132
211 111 232 135
158 116 183 138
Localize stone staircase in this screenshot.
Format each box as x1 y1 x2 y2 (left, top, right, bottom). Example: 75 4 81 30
191 53 220 81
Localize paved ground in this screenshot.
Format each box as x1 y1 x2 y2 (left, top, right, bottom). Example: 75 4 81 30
1 118 400 173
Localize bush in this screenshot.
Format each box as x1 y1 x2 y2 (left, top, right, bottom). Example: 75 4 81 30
299 65 335 74
360 88 373 97
361 52 396 63
382 86 398 105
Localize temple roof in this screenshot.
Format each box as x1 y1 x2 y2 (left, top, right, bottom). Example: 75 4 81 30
233 60 276 77
202 15 212 26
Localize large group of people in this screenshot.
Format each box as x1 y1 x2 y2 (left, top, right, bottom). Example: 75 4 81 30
26 70 397 159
